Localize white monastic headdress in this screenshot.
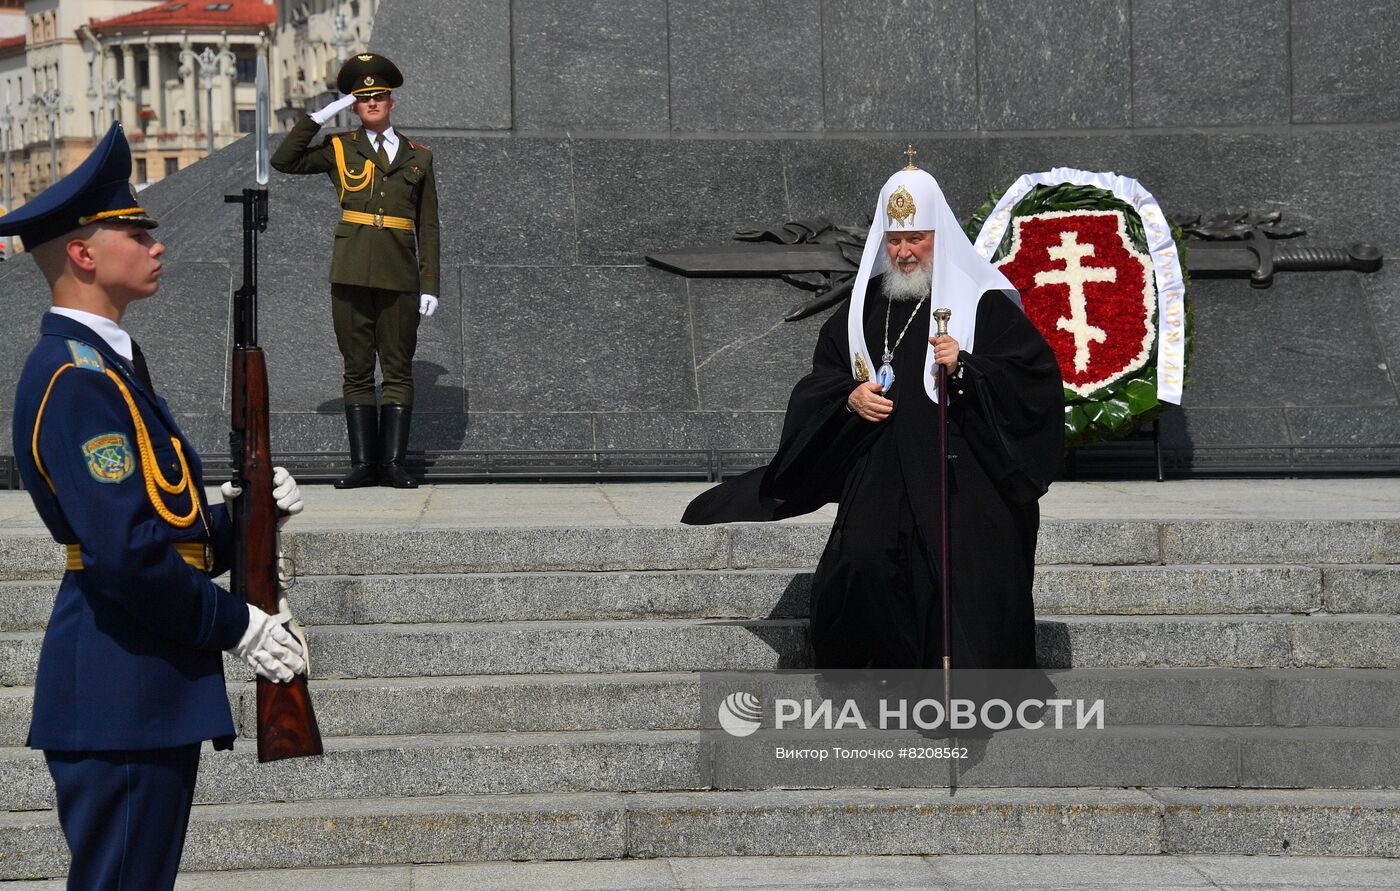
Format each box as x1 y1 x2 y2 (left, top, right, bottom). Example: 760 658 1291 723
847 164 1021 401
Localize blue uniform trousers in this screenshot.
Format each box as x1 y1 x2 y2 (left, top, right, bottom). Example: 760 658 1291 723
45 744 201 891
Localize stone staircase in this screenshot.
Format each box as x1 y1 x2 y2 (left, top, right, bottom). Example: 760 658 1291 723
2 516 1399 879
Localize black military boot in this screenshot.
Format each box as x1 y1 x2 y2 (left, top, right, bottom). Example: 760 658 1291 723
379 404 419 488
334 404 379 489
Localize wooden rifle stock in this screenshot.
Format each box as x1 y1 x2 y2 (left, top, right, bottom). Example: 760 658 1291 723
228 186 322 763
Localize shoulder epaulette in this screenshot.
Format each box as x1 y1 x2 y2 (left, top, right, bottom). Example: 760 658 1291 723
410 140 431 152
65 340 106 373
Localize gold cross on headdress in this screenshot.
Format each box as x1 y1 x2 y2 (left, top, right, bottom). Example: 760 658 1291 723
903 145 918 170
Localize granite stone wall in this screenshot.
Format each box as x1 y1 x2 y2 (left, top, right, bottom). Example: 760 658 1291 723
3 0 1396 474
373 0 1400 133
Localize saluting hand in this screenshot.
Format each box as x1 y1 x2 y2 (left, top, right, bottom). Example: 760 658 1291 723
312 93 356 123
848 381 893 423
929 334 959 374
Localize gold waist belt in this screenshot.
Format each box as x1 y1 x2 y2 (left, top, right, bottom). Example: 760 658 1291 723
341 209 414 231
66 542 211 572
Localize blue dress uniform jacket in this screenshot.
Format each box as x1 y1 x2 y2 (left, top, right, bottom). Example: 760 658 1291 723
12 313 250 752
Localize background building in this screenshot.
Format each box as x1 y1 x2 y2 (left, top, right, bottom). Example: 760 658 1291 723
83 0 276 188
272 0 378 128
0 0 24 38
0 0 376 231
0 1 171 207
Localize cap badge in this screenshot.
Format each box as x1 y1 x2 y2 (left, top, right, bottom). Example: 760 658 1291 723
358 54 374 62
886 186 916 227
364 76 375 86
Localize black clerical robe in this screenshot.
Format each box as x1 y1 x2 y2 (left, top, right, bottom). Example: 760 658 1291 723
684 277 1063 670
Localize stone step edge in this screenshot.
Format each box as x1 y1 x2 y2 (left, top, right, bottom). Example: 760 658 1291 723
5 722 1400 762
10 786 1400 826
5 563 1383 584
7 519 1396 540
5 614 1400 648
188 612 1400 632
32 854 1400 891
1 562 1349 585
4 597 1397 638
5 668 1400 745
4 787 1400 874
3 666 1394 694
6 517 1400 581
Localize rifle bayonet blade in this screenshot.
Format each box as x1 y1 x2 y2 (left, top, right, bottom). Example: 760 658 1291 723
255 56 269 186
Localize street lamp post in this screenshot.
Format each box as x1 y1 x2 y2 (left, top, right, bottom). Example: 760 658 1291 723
89 77 133 132
28 90 71 185
0 103 14 254
179 45 235 156
326 7 356 64
318 5 358 128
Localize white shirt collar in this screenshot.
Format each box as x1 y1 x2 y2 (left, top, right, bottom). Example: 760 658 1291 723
49 307 132 360
366 126 398 162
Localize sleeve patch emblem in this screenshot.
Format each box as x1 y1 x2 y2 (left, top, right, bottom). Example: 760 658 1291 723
82 432 135 483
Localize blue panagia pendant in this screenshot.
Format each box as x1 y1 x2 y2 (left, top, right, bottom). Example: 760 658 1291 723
876 363 895 392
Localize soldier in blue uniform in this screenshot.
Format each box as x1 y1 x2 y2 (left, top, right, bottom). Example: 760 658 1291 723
5 123 309 890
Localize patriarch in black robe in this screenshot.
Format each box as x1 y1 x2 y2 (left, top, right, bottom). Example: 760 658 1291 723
685 165 1063 672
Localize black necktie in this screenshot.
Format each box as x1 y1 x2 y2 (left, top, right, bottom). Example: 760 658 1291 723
130 340 155 393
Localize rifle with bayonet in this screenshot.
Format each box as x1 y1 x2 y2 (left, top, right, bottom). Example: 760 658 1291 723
227 56 323 763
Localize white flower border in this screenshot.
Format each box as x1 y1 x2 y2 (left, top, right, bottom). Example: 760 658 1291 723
972 168 1186 405
999 209 1157 398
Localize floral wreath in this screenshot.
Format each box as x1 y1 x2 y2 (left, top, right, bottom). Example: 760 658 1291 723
965 180 1193 446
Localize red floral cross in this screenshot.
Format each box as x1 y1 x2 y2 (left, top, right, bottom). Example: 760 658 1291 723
997 210 1156 394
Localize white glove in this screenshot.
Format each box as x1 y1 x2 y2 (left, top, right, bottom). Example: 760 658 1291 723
310 93 356 125
221 467 304 528
228 603 305 682
272 467 303 524
419 294 438 317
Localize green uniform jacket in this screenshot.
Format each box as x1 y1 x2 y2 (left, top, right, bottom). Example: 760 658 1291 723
270 114 440 295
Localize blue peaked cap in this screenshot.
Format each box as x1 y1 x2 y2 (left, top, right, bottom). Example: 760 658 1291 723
0 122 157 250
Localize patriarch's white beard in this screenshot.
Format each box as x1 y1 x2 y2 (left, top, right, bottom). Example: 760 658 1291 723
882 262 932 302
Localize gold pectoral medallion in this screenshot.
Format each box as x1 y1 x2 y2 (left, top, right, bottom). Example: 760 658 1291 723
854 353 871 382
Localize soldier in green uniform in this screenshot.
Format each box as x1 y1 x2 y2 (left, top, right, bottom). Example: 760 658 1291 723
271 52 440 488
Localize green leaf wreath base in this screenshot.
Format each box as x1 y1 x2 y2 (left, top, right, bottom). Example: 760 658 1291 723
964 183 1194 448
